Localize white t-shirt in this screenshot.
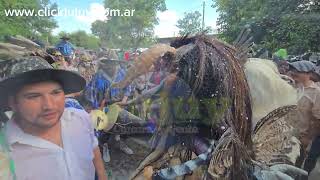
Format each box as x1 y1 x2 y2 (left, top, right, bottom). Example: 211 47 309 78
5 108 98 180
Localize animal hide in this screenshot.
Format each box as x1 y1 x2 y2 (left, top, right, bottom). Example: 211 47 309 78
253 105 301 165
244 58 298 127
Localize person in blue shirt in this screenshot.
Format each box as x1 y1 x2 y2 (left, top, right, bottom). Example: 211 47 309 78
84 60 136 156
65 97 85 110
110 63 134 104
55 36 75 63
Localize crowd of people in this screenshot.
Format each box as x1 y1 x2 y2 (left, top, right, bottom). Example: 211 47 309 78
0 34 320 180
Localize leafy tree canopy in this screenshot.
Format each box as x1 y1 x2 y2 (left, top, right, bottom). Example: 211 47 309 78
0 0 58 42
91 0 166 49
176 11 212 36
213 0 320 54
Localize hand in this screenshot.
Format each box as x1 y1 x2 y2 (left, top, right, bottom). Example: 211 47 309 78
164 73 177 90
115 101 128 107
254 164 308 180
98 173 108 180
143 166 154 180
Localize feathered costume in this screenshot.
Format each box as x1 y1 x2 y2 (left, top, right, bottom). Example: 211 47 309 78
114 31 307 180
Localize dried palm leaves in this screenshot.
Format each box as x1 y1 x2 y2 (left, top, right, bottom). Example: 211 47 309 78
0 43 28 60
232 28 253 65
0 35 54 64
171 35 253 180
131 35 253 180
208 129 252 179
128 33 305 180
5 35 40 50
171 35 252 147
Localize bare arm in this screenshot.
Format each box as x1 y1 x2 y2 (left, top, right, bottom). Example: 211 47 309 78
93 146 107 180
116 95 129 106
121 95 128 104
127 79 165 105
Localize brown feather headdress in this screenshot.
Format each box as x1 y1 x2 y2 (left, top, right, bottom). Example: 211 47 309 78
170 35 253 180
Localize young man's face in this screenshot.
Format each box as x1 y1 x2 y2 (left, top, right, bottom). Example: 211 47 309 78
289 70 311 84
9 81 65 129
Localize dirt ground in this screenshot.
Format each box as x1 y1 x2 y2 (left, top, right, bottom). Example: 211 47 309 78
105 136 152 180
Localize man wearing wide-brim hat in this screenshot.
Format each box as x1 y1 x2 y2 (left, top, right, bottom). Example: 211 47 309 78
55 35 75 63
287 60 320 169
98 58 132 112
0 56 107 180
97 58 129 78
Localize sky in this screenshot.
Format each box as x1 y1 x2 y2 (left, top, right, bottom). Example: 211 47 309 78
52 0 219 38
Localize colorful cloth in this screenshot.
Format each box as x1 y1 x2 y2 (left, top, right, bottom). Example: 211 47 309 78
110 67 133 101
85 67 133 109
149 71 166 87
85 71 112 109
55 41 75 57
124 52 130 61
155 140 215 179
65 98 85 110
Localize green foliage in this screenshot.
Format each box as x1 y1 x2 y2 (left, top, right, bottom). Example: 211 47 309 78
0 0 57 41
213 0 320 54
176 11 212 36
86 35 101 50
91 0 166 49
162 96 230 126
55 31 101 49
47 33 59 45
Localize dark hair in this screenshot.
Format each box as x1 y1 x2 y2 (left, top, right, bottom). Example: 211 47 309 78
6 71 64 97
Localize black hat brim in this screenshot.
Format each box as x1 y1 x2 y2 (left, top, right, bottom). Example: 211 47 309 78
0 69 86 111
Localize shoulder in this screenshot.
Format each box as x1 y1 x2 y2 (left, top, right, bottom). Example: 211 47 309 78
307 84 320 96
315 83 320 91
61 108 96 135
302 84 320 105
67 42 74 47
64 107 89 116
313 85 320 101
62 108 91 125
